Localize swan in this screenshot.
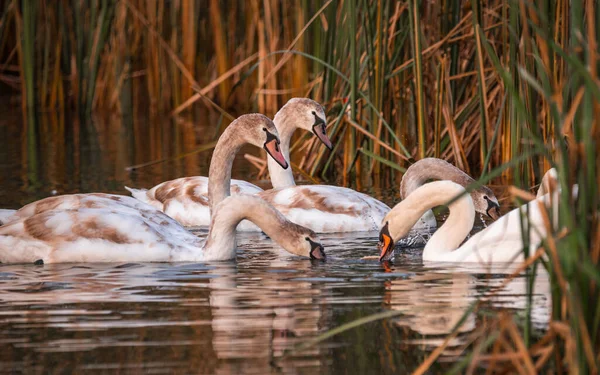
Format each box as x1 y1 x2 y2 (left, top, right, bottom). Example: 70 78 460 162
252 158 500 233
0 194 325 264
0 114 326 263
125 98 332 225
377 174 559 264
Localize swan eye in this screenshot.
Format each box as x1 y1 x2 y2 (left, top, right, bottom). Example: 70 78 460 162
483 195 489 200
305 237 310 241
311 111 316 116
262 127 267 131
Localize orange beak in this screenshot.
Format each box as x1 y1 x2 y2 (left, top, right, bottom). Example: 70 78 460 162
264 138 289 169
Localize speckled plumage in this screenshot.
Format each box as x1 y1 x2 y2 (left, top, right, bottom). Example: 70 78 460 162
0 114 322 264
0 194 321 264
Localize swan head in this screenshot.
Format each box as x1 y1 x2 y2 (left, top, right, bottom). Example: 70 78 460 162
276 98 332 150
471 185 500 220
277 224 325 260
238 113 289 169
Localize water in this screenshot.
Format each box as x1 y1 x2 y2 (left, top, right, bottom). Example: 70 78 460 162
0 109 550 373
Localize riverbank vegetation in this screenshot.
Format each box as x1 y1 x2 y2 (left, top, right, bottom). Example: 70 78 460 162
0 0 598 372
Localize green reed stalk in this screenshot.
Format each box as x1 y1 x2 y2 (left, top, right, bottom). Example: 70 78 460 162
21 0 36 118
408 0 426 159
86 0 115 113
470 0 489 174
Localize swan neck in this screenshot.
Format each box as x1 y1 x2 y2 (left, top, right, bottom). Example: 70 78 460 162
268 111 296 188
422 195 475 260
385 181 475 258
202 196 296 260
401 158 474 199
208 128 244 213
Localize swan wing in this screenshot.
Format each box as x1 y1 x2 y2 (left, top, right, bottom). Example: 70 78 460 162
452 196 551 264
127 177 264 226
258 185 391 233
0 206 202 264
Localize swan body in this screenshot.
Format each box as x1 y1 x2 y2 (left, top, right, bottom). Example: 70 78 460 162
379 172 559 264
0 209 17 225
252 158 499 234
250 185 391 232
0 114 325 264
0 195 324 264
125 177 263 227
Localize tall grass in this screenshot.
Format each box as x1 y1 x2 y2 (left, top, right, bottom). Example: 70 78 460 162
0 1 598 371
0 0 553 186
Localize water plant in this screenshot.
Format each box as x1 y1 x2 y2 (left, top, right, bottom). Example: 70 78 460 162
0 0 598 372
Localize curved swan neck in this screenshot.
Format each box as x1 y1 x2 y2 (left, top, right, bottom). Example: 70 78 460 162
268 110 297 188
202 195 303 259
385 181 475 257
401 158 475 199
208 125 245 213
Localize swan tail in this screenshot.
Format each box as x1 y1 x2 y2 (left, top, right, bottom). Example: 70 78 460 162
124 186 150 204
0 209 17 226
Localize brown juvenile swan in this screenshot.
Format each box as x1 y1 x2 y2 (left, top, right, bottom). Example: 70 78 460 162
0 114 325 263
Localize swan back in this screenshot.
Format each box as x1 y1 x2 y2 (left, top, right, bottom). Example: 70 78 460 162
0 205 201 264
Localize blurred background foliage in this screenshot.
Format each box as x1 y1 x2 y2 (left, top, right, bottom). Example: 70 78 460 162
0 0 593 188
0 1 598 372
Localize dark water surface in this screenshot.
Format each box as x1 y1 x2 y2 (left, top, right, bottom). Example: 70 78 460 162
0 109 550 373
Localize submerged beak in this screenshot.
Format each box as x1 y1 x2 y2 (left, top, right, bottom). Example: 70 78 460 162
263 131 289 170
485 198 501 220
312 114 333 150
309 241 326 261
378 222 395 262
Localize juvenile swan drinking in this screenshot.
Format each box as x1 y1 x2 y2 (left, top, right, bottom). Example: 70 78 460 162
378 169 560 264
0 114 325 264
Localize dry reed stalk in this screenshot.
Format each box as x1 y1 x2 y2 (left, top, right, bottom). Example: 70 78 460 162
209 0 230 105
171 53 259 116
181 0 196 100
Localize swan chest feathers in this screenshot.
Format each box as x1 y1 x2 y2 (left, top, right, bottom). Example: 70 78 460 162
256 185 391 233
126 177 264 227
0 207 205 264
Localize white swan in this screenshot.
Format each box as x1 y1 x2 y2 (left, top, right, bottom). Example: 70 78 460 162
125 98 332 225
0 114 326 263
377 173 560 264
379 173 557 265
0 194 325 264
252 158 500 233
